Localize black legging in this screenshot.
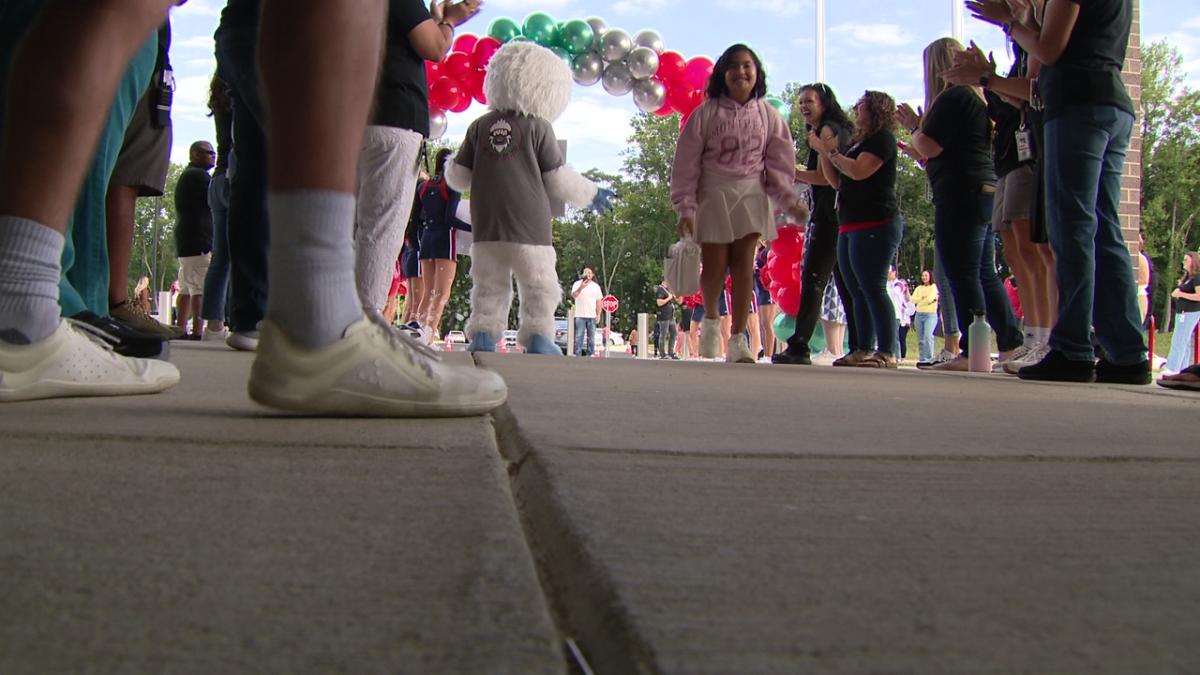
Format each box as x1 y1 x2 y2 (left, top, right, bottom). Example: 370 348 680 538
786 216 858 354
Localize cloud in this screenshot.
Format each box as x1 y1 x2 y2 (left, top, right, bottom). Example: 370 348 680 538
613 0 678 15
716 0 806 18
1183 16 1200 30
481 0 579 12
173 0 221 18
175 35 214 51
829 23 914 48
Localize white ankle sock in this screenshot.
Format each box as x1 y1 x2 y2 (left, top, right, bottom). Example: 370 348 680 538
0 216 64 344
267 191 363 348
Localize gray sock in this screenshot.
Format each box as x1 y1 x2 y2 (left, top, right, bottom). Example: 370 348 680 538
266 191 362 348
0 216 64 345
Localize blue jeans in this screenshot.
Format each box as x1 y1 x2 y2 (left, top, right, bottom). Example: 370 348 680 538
574 317 596 356
200 169 230 321
934 189 1022 355
837 217 903 355
1045 105 1145 364
914 311 938 362
932 243 958 337
1165 311 1200 372
216 25 270 333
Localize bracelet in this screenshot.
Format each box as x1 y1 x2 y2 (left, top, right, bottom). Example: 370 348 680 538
909 125 919 135
438 20 455 33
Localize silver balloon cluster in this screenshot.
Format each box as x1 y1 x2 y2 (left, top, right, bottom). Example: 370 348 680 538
570 22 668 113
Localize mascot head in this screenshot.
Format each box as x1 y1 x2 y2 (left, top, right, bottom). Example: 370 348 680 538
484 42 572 121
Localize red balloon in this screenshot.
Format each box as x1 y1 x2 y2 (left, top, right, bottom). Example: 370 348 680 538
776 284 801 316
449 89 472 112
656 50 686 84
669 85 704 117
443 51 472 79
424 60 440 82
471 36 502 70
771 234 798 260
430 76 467 111
468 68 488 105
791 260 801 284
683 56 714 90
453 33 478 55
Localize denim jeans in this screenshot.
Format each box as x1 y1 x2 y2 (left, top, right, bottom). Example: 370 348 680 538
932 243 959 338
215 25 270 333
934 189 1022 355
1044 105 1145 364
574 317 596 356
200 169 230 321
656 319 676 356
1165 311 1200 372
837 217 903 355
789 215 858 355
914 311 938 362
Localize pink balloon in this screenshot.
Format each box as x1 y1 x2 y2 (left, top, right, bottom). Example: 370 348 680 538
453 33 478 55
471 36 502 70
683 56 714 90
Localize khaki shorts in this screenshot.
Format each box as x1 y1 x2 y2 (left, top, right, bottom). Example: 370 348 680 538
177 253 211 295
110 85 172 197
991 164 1035 232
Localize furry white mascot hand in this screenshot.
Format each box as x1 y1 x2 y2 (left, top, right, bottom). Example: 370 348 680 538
446 41 615 355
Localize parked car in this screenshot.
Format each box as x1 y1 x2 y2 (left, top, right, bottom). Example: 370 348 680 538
554 317 569 352
446 330 466 344
502 329 521 352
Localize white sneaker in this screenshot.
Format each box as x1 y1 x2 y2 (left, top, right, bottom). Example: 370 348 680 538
1000 343 1033 365
226 330 259 352
202 328 229 342
699 318 722 359
248 313 507 417
0 319 180 402
726 333 755 363
1003 342 1049 375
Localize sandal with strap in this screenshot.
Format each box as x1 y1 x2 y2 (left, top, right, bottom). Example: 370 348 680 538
856 352 898 369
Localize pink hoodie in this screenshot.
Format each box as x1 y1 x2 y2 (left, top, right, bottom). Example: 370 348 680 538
670 96 799 221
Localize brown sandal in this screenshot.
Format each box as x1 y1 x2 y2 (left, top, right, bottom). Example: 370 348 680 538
856 352 898 369
832 350 869 367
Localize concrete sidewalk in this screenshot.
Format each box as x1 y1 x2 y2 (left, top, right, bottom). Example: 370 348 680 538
2 342 1198 673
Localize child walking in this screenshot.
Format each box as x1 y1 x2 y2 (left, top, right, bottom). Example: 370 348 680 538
670 44 808 363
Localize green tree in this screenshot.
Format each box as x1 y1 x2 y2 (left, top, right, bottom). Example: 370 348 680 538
128 162 183 300
1141 40 1200 330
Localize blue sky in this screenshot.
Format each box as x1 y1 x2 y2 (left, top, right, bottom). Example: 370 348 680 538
168 0 1199 174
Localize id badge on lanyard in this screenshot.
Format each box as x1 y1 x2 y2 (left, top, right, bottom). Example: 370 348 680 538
1015 124 1034 163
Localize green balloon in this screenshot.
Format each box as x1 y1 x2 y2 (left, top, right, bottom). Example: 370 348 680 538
549 46 573 66
522 12 559 47
487 17 521 43
558 19 594 55
765 96 789 117
772 312 796 342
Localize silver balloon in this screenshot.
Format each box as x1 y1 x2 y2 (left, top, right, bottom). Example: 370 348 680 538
626 46 660 80
429 109 447 140
599 29 633 63
634 29 665 54
601 61 634 96
586 17 607 49
571 52 604 86
632 78 667 113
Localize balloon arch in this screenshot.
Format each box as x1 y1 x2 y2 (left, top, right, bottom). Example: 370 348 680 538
425 14 789 139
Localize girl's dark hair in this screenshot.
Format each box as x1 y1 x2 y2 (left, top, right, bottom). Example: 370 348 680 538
706 44 768 102
800 82 853 134
852 90 897 143
433 147 453 176
206 74 231 117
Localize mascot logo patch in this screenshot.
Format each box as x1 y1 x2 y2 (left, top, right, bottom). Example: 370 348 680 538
488 118 514 156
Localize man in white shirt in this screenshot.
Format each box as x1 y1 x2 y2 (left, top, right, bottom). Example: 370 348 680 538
570 267 603 356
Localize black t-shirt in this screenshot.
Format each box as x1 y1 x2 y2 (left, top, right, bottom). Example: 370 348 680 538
174 164 213 257
374 0 432 135
655 285 675 321
219 0 259 32
1177 276 1200 313
988 47 1031 177
1039 0 1134 121
837 129 898 224
806 118 851 225
922 86 996 197
213 106 232 173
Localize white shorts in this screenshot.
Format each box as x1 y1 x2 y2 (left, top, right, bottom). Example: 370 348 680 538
695 173 775 244
177 253 211 295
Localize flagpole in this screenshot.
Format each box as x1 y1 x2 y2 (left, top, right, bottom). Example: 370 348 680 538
815 0 825 82
952 0 964 41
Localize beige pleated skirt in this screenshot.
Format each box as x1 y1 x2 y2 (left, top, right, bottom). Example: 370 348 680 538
694 173 776 245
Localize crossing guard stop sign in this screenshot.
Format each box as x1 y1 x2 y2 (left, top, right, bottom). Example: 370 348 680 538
601 295 619 314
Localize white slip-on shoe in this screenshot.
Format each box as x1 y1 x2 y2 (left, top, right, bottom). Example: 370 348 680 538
699 318 722 359
248 313 507 417
726 333 755 363
226 330 259 352
0 319 180 402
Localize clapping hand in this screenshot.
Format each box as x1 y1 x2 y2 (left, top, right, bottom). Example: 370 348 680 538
943 42 996 86
965 0 1014 27
896 102 922 132
807 129 831 154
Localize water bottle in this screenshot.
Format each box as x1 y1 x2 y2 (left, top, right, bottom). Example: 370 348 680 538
968 311 991 372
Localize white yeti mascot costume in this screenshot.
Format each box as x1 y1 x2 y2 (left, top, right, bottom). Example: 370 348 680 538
446 42 613 355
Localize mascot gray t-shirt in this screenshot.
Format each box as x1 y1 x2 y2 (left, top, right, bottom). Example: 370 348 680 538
454 110 565 246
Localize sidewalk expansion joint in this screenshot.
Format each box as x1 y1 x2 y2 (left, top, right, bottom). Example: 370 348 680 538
540 445 1198 464
490 403 661 675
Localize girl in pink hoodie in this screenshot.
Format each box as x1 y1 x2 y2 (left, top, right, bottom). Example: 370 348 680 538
671 44 808 363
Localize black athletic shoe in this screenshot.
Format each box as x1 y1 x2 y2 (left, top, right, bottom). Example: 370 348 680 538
1017 349 1095 383
69 311 170 360
1095 358 1152 385
771 348 812 365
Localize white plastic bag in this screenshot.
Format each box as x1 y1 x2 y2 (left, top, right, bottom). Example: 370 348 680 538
664 237 701 296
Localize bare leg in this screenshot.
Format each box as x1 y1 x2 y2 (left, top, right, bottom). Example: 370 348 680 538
728 234 757 334
944 332 960 355
999 228 1031 326
1036 242 1058 328
0 1 174 231
190 295 203 335
747 311 761 356
176 293 191 332
105 184 139 306
382 292 399 324
699 243 730 317
822 319 845 357
424 258 458 334
759 303 777 357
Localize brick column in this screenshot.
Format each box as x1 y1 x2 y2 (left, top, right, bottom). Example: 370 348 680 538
1121 0 1143 258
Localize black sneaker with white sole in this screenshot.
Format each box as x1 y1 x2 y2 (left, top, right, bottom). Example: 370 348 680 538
69 311 170 360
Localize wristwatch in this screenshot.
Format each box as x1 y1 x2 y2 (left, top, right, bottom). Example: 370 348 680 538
979 74 991 89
